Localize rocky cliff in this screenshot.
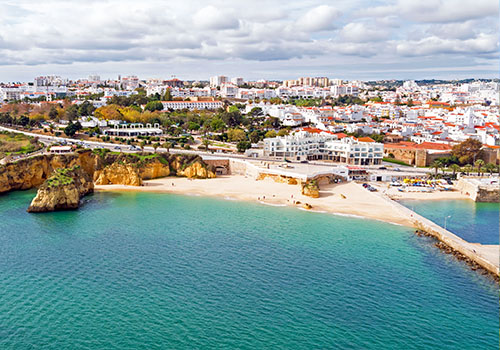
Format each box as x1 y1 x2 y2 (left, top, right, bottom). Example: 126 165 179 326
93 152 215 186
301 180 320 198
27 165 94 212
0 150 94 194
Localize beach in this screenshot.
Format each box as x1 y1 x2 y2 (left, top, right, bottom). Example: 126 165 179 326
95 175 467 227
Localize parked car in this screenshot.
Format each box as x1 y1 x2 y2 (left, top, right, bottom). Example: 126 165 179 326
379 166 387 170
300 160 309 164
393 168 401 172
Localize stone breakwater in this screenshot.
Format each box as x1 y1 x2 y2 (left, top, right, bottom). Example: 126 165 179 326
375 187 499 277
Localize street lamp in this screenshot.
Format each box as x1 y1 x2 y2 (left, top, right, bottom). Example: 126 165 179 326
444 215 451 230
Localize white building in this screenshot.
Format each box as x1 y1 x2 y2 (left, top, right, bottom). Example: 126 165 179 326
161 100 223 110
263 128 384 165
209 75 228 88
231 77 244 86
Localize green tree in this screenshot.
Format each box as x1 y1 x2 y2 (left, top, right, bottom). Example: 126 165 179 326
202 138 211 151
65 105 79 121
451 138 483 165
187 121 200 131
484 162 496 175
265 130 277 138
210 117 226 131
64 121 82 137
475 159 485 176
144 101 164 112
162 141 172 153
152 142 160 153
237 140 252 153
430 160 443 176
227 128 246 142
249 130 260 143
450 164 461 177
48 106 58 120
277 129 289 137
163 88 172 101
463 164 473 176
140 140 146 152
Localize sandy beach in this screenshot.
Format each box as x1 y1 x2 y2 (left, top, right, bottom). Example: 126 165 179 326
377 185 470 201
95 175 466 227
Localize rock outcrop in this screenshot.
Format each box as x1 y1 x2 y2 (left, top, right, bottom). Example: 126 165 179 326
301 180 320 198
94 162 143 186
92 152 215 186
28 165 94 212
0 150 94 194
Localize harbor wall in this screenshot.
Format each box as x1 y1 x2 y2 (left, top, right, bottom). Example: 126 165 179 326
378 190 499 277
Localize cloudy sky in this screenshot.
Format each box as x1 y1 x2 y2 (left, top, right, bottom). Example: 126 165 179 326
0 0 498 82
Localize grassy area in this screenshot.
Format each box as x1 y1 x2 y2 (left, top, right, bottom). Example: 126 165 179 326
382 157 410 166
46 166 80 188
0 131 42 158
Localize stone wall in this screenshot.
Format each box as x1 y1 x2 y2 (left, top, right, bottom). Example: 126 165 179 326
456 177 500 202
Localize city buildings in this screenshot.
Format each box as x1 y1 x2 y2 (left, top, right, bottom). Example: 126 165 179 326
264 128 384 165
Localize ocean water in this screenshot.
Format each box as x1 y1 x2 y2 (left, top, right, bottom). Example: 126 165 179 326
399 199 500 245
0 191 498 349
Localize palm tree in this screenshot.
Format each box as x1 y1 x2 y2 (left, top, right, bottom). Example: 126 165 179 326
450 164 460 177
484 163 496 176
475 159 485 176
162 141 172 153
202 138 211 151
430 160 442 176
139 140 146 152
463 164 473 176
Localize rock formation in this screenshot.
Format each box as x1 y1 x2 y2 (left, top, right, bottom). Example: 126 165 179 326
0 149 217 212
301 180 320 198
0 150 94 194
28 165 94 212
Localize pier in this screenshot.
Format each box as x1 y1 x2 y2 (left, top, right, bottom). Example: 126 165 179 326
376 190 499 277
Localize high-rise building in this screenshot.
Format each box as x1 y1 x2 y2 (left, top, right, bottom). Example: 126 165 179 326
210 75 228 88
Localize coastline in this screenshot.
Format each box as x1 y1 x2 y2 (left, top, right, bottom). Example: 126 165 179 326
95 175 416 227
95 175 499 276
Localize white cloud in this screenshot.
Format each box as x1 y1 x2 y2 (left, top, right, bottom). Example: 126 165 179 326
192 6 239 30
396 33 499 56
339 22 390 43
397 0 498 23
296 5 342 32
0 0 496 81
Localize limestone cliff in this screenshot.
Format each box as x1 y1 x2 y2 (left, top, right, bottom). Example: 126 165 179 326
93 152 215 186
0 149 215 193
301 180 320 198
28 165 94 212
0 150 94 194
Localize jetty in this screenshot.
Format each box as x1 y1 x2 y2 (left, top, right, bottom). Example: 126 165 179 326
376 190 499 277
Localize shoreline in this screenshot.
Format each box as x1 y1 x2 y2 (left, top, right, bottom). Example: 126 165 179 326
95 175 417 227
95 175 499 277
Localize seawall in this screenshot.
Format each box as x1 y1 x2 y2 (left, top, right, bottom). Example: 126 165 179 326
376 189 499 277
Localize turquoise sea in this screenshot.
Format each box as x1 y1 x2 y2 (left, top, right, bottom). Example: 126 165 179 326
0 190 498 349
399 199 499 245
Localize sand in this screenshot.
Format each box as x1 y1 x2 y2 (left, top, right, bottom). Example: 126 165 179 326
96 176 421 227
95 176 499 275
377 184 470 201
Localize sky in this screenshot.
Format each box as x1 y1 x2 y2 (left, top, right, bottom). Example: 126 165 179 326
0 0 498 82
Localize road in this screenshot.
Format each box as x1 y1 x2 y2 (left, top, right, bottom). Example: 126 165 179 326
0 125 433 175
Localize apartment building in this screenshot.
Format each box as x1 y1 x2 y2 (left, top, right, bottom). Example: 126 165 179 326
264 128 384 165
161 100 223 110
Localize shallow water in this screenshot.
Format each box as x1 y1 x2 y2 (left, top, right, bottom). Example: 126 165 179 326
0 191 498 349
399 199 499 244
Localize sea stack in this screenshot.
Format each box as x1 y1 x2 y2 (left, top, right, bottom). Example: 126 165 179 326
28 165 94 213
